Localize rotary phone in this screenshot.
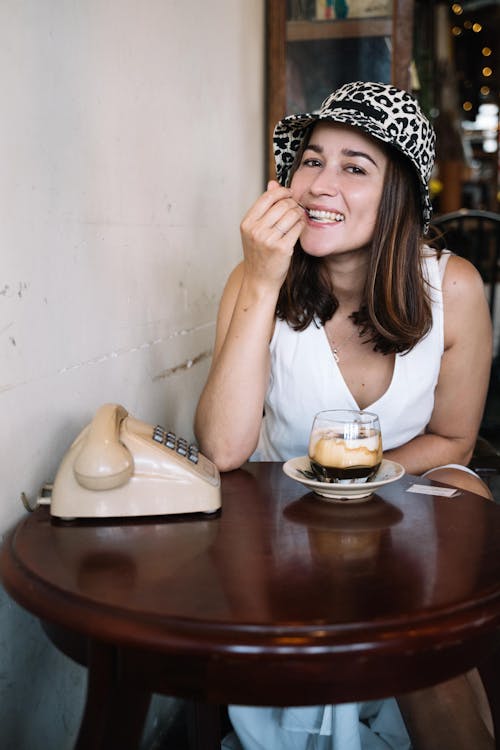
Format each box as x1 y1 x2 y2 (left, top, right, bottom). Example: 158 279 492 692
50 403 221 520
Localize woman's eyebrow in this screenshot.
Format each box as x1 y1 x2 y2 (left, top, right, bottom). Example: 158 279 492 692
304 142 379 167
304 143 323 156
342 148 378 167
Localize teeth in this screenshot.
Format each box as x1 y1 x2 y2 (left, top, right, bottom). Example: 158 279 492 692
307 209 345 223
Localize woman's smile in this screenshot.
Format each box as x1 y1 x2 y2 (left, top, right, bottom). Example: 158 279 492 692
305 207 345 224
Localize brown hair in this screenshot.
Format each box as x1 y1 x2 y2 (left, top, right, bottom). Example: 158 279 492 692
275 140 433 355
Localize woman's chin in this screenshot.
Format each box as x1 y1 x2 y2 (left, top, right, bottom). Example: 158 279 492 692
300 239 371 259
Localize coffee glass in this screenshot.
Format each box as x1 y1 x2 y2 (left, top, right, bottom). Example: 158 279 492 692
308 410 383 483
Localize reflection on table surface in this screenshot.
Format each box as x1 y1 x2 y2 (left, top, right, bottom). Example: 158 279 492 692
12 462 499 634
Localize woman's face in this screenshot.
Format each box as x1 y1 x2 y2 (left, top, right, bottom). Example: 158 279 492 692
290 122 388 259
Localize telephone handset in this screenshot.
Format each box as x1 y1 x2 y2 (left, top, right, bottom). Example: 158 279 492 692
51 403 221 520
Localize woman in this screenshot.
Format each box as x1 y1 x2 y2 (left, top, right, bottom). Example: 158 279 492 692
195 82 493 749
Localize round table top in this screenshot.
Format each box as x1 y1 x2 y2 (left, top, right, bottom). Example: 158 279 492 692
3 462 500 704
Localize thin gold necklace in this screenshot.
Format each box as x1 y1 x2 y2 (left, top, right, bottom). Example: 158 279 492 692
327 321 359 363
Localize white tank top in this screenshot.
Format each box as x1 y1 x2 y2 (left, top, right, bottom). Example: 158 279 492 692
251 250 449 462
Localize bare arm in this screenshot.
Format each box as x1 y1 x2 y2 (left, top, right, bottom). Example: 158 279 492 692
194 182 305 471
385 255 492 473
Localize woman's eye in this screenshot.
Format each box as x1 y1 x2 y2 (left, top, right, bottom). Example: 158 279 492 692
302 157 322 168
346 165 366 175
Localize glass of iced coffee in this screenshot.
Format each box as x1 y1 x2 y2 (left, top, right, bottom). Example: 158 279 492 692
308 410 382 484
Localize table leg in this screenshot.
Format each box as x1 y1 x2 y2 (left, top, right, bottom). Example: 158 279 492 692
75 640 151 750
478 647 500 749
186 701 222 750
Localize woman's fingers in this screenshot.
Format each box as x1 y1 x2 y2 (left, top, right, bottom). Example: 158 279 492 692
242 183 298 224
238 184 306 288
242 200 304 254
241 189 305 244
271 207 305 241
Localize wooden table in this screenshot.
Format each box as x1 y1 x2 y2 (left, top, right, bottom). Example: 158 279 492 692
2 462 500 749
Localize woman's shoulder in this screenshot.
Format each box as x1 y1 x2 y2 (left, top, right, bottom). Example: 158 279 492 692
442 253 486 301
440 254 491 351
422 247 485 297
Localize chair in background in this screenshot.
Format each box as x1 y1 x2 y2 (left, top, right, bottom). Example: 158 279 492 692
431 209 500 316
430 209 500 484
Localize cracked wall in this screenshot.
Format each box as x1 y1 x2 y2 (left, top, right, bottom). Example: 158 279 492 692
0 1 265 747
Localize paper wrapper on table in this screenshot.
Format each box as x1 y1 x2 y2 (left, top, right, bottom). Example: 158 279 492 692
315 0 392 19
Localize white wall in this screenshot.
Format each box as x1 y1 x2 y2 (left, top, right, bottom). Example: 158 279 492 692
0 1 265 746
1 0 264 526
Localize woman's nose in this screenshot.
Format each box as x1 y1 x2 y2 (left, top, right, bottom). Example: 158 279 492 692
309 168 340 196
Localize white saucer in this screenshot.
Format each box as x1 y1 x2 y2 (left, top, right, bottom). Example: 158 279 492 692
282 456 405 503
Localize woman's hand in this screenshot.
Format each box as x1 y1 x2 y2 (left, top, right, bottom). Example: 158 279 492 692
240 180 305 290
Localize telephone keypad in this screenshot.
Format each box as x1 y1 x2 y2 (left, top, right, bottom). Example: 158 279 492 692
152 426 202 469
187 446 199 464
153 427 164 443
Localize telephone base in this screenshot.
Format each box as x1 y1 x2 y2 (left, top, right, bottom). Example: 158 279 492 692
53 506 222 524
50 476 222 520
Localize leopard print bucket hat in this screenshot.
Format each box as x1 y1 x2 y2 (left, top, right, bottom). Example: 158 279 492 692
273 81 436 232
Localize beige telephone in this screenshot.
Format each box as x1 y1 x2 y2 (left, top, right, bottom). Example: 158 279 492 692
51 403 221 520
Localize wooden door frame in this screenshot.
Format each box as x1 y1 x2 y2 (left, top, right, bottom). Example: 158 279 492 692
265 0 415 179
